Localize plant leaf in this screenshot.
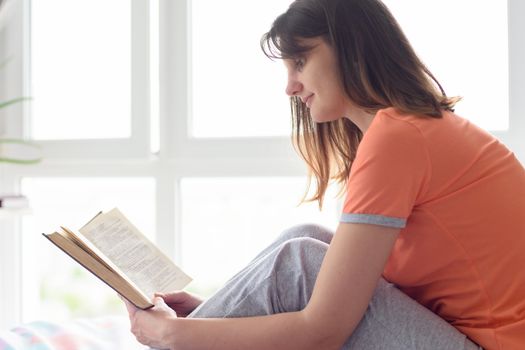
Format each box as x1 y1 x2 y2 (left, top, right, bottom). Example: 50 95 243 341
0 97 31 110
0 138 42 164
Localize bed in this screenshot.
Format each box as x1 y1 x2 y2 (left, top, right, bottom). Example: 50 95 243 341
0 316 147 350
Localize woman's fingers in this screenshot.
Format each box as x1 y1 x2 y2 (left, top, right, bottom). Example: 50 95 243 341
118 293 138 318
158 291 187 303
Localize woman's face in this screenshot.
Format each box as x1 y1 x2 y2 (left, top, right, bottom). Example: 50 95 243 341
283 37 351 123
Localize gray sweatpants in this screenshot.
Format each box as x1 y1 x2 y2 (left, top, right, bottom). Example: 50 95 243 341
189 224 481 349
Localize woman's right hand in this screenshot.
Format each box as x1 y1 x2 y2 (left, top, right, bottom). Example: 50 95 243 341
154 290 204 318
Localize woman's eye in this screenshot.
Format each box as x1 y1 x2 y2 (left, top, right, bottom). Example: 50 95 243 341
295 58 305 71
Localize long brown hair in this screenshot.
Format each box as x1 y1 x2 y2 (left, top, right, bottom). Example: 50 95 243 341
261 0 460 208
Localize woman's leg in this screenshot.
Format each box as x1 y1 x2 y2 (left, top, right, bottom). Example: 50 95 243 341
189 224 331 318
189 224 480 350
243 223 334 266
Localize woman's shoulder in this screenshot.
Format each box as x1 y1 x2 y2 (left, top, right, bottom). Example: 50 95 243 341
373 107 488 141
375 107 446 126
366 107 432 141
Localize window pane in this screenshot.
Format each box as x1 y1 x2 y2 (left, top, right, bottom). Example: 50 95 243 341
383 0 508 130
180 177 340 296
21 177 155 322
190 0 291 138
30 0 131 140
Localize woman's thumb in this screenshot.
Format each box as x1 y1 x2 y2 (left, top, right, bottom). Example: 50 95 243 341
153 296 167 307
158 291 184 302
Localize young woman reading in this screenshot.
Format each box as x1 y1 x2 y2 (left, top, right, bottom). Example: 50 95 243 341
122 1 525 349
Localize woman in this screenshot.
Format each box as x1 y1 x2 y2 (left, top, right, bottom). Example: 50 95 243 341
123 0 525 349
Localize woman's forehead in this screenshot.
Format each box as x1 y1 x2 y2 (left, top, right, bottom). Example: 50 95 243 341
283 36 324 56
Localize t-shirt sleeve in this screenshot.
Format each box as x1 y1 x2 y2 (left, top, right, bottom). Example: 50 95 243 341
341 114 431 228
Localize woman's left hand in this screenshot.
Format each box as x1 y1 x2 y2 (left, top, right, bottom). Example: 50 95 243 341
122 296 178 349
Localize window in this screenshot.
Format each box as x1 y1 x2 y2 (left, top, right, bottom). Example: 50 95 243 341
190 0 290 138
30 0 132 140
383 0 509 131
0 0 522 330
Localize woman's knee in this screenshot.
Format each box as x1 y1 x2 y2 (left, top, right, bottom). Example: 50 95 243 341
273 237 328 277
270 237 328 311
277 223 334 244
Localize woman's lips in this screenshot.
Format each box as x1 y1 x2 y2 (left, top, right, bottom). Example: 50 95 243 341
304 94 313 108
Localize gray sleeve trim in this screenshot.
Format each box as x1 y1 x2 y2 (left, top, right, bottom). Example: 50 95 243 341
340 213 406 228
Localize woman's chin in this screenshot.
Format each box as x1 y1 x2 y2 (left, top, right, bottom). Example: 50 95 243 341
311 113 340 124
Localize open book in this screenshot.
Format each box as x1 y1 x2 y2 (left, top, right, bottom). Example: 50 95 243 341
42 208 192 310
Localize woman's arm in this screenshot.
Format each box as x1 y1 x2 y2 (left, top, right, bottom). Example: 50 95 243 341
126 223 400 350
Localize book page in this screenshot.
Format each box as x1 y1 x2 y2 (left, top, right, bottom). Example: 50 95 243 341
79 208 192 299
43 231 153 309
60 226 117 273
58 226 153 303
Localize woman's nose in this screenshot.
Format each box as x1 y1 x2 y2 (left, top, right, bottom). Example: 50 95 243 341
285 78 302 97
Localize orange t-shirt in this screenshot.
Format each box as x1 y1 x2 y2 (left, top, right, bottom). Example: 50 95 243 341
341 108 525 349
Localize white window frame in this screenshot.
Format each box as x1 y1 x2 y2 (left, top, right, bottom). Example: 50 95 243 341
1 0 524 329
505 0 525 158
29 0 151 159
